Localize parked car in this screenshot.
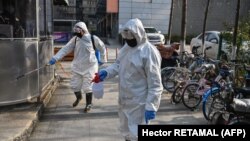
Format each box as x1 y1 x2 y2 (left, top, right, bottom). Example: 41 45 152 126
190 31 230 60
144 27 165 45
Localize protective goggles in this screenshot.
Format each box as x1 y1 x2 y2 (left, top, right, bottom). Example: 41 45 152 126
121 30 135 39
73 26 82 33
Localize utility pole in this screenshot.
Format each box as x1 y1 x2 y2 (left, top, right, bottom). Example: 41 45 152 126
76 0 82 21
232 0 240 60
180 0 187 60
131 0 132 18
202 0 210 57
167 0 174 45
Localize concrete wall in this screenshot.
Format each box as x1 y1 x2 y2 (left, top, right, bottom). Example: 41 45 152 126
171 0 250 36
119 0 171 34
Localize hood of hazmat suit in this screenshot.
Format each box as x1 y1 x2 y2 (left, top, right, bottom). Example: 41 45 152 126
104 18 163 140
73 21 89 34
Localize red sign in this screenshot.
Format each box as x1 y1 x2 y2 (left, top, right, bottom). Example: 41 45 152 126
107 0 118 13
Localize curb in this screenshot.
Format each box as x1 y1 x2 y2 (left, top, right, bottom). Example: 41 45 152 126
12 76 60 141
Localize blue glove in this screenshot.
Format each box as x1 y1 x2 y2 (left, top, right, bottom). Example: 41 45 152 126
145 110 156 124
49 57 56 65
98 70 107 81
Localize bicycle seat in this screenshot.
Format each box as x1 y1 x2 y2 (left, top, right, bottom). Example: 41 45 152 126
193 66 203 73
203 64 215 69
231 98 250 113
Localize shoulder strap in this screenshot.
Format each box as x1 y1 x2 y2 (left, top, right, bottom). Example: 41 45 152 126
74 36 77 46
91 34 96 51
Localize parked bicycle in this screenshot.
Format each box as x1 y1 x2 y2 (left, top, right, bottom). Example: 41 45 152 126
161 46 204 93
181 63 216 110
202 63 250 122
210 63 250 125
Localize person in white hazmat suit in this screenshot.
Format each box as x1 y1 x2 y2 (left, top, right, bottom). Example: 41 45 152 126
49 21 107 113
92 18 163 141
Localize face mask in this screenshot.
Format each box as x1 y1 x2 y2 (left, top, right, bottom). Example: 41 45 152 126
73 26 83 38
125 38 137 47
74 32 82 38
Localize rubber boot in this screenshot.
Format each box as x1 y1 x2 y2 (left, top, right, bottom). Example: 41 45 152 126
72 91 82 107
84 93 92 113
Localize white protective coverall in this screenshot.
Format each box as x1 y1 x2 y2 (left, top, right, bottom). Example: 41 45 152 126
103 18 163 141
53 22 107 93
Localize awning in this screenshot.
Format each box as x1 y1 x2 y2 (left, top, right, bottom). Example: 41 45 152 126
53 0 69 6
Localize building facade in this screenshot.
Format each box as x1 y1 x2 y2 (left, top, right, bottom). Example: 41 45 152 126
171 0 250 36
53 0 250 42
53 0 98 43
119 0 171 34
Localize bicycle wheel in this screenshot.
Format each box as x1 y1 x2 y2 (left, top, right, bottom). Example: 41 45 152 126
181 83 202 110
172 86 183 104
202 91 223 121
161 67 176 92
161 67 190 93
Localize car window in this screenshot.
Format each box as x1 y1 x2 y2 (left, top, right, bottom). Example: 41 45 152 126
207 33 218 43
198 33 208 40
197 34 202 39
144 28 157 33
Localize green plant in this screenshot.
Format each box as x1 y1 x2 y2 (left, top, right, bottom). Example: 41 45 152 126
222 13 250 62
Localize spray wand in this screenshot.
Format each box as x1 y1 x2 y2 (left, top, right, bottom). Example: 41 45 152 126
16 64 50 80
